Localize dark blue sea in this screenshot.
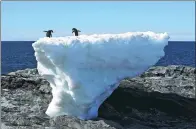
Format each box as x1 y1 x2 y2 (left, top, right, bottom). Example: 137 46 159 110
1 41 195 74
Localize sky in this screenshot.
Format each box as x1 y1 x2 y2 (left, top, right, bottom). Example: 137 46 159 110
2 1 195 41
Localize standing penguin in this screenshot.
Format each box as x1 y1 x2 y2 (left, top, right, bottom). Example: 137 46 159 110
43 30 53 38
72 28 81 36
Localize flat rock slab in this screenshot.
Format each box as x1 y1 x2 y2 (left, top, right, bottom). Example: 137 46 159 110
1 65 196 129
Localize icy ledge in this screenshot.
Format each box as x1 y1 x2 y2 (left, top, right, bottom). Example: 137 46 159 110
32 31 169 120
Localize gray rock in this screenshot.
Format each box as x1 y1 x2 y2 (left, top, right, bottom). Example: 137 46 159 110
1 65 196 129
139 65 195 98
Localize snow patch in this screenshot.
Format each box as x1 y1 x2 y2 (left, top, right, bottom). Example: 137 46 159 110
32 31 169 120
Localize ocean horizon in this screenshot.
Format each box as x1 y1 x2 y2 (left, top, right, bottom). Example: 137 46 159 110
1 40 195 75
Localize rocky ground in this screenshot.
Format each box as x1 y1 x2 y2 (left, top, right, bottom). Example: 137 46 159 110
1 65 196 129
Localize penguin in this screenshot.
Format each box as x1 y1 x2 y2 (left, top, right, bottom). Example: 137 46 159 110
72 28 81 36
43 30 53 38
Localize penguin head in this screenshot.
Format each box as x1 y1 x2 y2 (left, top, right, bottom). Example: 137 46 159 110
49 30 53 33
72 28 77 32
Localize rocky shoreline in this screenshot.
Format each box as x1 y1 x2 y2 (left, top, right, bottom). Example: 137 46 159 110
1 65 196 129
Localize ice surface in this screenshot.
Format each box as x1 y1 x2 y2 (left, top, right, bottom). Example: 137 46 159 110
32 31 169 120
